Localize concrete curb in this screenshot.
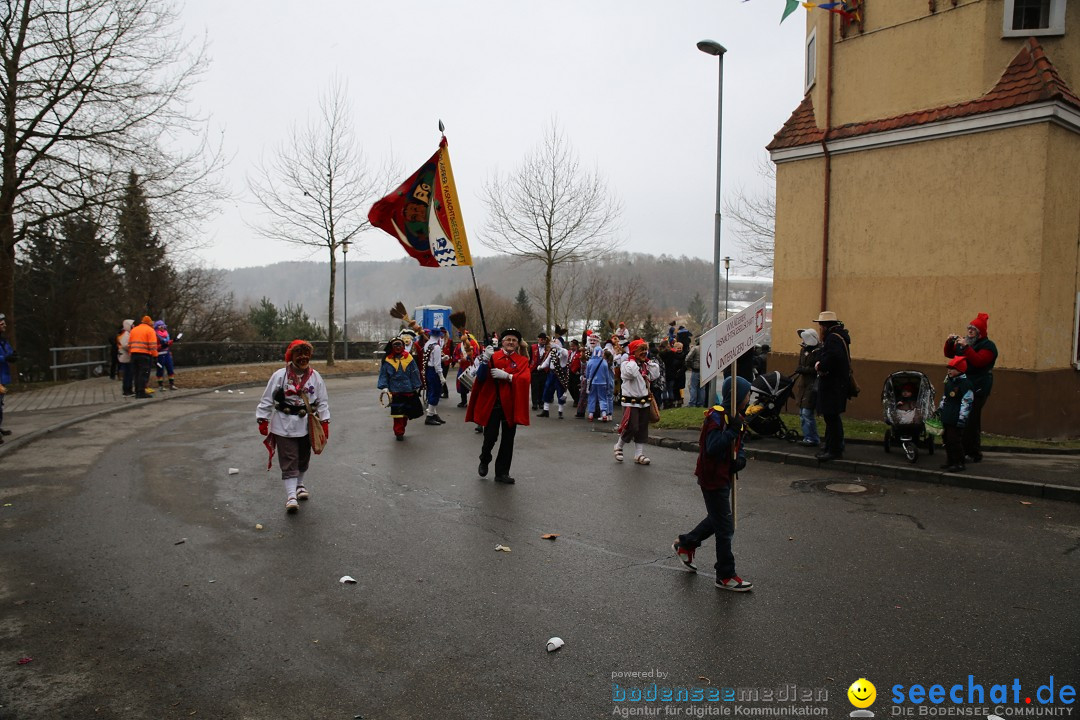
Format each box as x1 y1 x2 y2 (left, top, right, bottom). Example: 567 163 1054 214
647 435 1080 505
0 372 377 459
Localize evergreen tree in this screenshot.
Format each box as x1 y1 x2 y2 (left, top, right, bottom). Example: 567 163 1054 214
15 215 118 373
510 287 538 336
278 303 326 341
248 298 280 341
687 292 710 334
114 170 175 318
641 314 660 344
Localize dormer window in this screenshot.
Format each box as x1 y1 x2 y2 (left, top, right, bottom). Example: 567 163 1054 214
1003 0 1067 36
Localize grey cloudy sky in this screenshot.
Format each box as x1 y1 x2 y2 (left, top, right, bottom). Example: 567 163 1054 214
180 0 807 272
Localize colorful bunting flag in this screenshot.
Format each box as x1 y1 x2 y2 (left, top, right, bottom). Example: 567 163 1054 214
781 0 800 23
369 136 473 268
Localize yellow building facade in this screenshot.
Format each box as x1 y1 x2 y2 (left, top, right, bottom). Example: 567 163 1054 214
767 0 1080 437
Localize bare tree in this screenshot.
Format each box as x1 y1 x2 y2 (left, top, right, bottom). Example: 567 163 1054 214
724 157 776 274
248 78 389 365
0 0 224 345
480 120 622 334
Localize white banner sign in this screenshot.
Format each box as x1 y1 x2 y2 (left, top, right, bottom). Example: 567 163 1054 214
699 296 768 386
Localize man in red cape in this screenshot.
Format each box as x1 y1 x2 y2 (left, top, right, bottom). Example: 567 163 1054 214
466 328 531 484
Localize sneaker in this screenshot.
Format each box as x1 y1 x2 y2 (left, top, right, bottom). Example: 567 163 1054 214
296 486 310 501
800 438 818 446
673 542 696 572
587 413 594 422
285 497 299 513
716 576 753 592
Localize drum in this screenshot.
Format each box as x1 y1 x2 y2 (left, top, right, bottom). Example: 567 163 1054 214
458 364 478 391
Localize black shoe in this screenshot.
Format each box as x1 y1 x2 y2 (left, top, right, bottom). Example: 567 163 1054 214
558 411 564 419
457 401 468 408
433 414 446 424
574 413 585 418
474 425 484 433
425 416 441 426
494 475 515 484
969 452 983 463
532 405 539 411
815 451 841 461
0 429 11 436
944 464 966 473
122 392 134 397
395 434 405 441
478 461 489 477
537 410 549 418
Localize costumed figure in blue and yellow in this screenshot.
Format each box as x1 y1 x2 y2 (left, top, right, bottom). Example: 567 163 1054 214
378 335 424 441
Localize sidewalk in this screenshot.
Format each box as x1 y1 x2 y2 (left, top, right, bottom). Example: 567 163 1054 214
0 377 217 456
4 376 1079 503
648 427 1080 503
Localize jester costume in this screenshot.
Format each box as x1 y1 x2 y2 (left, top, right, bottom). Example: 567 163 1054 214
378 336 424 440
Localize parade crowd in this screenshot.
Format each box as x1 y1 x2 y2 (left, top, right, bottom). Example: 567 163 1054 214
252 308 997 594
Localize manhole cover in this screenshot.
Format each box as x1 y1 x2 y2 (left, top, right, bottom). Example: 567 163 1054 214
790 478 885 496
825 483 868 494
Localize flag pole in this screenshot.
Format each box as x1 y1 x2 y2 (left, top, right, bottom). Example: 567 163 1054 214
469 265 490 345
440 119 490 345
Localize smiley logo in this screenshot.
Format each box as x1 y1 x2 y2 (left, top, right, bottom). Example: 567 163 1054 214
848 678 876 709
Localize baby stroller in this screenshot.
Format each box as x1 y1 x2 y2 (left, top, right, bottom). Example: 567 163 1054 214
744 371 801 441
881 371 936 462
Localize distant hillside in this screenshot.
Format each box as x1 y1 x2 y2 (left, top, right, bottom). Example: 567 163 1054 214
219 252 771 324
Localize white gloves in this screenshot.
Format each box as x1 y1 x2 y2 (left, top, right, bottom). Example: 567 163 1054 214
490 368 512 381
483 345 495 363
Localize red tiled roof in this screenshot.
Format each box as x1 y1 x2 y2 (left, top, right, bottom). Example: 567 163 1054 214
767 37 1080 151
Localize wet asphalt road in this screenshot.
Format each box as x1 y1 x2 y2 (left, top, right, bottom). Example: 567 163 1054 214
1 376 1077 719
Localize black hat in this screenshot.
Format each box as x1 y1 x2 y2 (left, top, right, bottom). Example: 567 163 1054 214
500 328 523 341
537 332 548 339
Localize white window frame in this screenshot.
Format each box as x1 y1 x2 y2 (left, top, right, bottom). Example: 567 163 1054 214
1003 0 1067 37
805 27 817 93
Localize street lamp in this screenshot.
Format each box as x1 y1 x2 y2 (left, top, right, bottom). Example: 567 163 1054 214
723 256 732 319
699 39 727 404
697 39 727 328
342 240 350 360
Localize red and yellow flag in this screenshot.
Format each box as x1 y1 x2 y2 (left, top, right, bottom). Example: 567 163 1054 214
369 136 472 268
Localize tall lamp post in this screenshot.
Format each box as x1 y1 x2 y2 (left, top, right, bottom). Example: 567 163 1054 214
342 240 350 360
698 39 727 404
723 256 732 319
697 39 727 328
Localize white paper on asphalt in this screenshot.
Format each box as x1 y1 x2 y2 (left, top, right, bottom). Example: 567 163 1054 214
699 296 768 386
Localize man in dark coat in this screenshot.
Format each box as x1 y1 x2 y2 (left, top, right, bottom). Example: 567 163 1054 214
813 311 852 461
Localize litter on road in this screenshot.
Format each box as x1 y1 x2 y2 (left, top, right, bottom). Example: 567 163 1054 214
340 576 358 584
495 544 511 552
546 637 564 652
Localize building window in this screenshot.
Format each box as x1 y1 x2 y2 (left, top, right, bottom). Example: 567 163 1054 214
805 28 817 93
1003 0 1067 36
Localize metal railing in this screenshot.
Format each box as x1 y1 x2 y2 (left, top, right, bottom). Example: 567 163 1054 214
50 345 109 381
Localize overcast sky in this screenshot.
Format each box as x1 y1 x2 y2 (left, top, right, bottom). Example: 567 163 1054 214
180 0 807 273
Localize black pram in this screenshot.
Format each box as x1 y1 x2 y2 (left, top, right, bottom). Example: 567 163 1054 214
745 371 800 441
881 370 936 462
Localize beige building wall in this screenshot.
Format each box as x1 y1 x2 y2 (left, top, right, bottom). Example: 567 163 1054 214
806 0 1079 129
772 123 1073 370
1037 124 1080 369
